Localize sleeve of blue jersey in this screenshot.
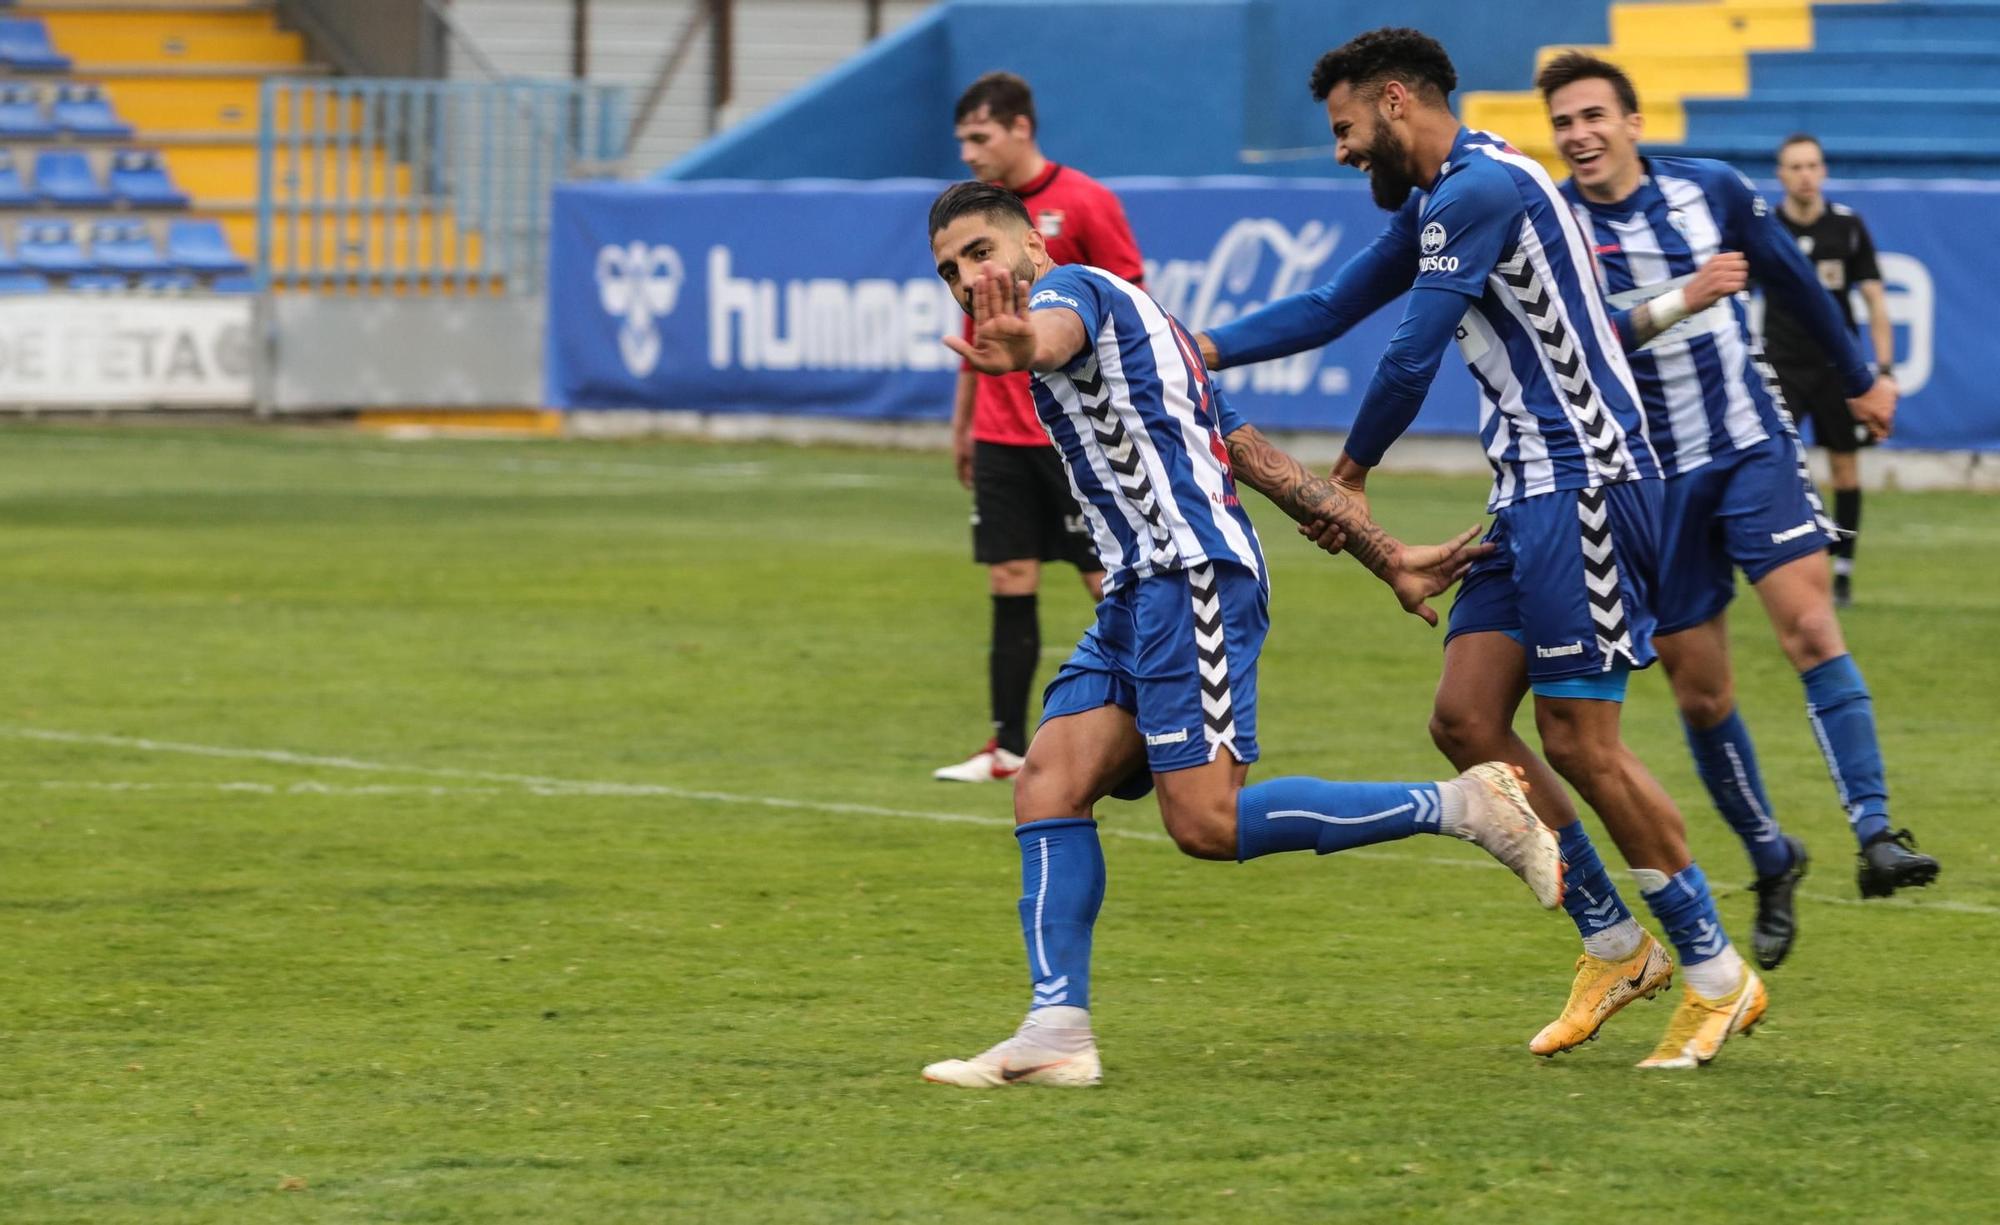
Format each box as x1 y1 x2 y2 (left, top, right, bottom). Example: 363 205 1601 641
1205 198 1421 367
1211 384 1247 438
1026 265 1110 343
1714 165 1873 397
1412 163 1519 300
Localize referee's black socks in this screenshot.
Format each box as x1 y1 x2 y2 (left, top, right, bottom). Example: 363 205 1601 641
991 594 1039 757
1833 488 1862 568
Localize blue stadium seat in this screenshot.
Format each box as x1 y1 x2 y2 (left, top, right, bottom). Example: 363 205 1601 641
166 218 247 274
109 149 190 209
91 220 168 273
51 84 133 139
0 229 19 272
0 18 71 72
17 220 90 276
210 273 257 293
34 148 110 207
0 83 54 139
0 271 51 294
0 149 33 208
138 270 198 292
67 271 129 291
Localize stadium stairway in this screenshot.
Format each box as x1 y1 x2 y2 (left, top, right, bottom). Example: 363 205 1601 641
1463 0 2000 180
0 0 481 290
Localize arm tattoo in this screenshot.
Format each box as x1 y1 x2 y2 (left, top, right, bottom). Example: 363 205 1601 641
1224 425 1400 575
1623 301 1668 348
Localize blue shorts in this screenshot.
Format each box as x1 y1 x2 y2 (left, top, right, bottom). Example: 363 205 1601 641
1656 431 1838 635
1447 481 1662 685
1041 560 1267 797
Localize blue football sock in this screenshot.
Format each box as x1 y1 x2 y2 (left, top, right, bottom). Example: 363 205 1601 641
1015 818 1105 1014
1236 778 1448 861
1638 862 1730 968
1802 655 1891 846
1556 820 1634 939
1684 710 1793 879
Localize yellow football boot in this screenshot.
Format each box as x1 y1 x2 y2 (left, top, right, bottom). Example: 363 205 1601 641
1636 970 1768 1070
1529 931 1674 1056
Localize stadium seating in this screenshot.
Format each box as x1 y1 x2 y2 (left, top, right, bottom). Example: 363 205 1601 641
0 17 70 73
109 149 189 209
137 270 198 291
0 271 50 294
210 272 255 293
166 218 247 275
0 83 55 139
34 148 110 207
1463 0 2000 179
90 220 169 273
68 271 128 291
51 84 133 140
17 220 90 276
0 150 32 208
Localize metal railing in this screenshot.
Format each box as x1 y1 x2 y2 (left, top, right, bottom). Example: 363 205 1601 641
257 78 624 294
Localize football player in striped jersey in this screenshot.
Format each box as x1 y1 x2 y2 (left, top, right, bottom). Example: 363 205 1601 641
916 181 1563 1089
1537 52 1937 961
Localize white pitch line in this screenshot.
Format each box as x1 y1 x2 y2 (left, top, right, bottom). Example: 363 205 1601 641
4 726 1992 917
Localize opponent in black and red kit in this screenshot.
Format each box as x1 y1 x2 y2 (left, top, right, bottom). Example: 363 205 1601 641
1763 134 1897 608
933 72 1147 783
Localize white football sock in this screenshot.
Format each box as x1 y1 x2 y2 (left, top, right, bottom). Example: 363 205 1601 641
1682 945 1748 999
1582 916 1644 961
1434 779 1467 836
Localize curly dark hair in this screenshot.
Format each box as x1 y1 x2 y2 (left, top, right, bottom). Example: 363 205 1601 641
1535 50 1640 115
1309 27 1457 104
927 180 1031 239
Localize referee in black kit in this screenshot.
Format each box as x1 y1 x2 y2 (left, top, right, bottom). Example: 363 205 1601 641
1764 133 1897 608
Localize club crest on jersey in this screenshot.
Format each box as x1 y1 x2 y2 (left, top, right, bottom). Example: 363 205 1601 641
1797 235 1816 256
1037 209 1065 238
1421 222 1447 255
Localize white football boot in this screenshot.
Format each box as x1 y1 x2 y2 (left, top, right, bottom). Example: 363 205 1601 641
922 1011 1100 1088
932 739 1025 783
1451 762 1566 909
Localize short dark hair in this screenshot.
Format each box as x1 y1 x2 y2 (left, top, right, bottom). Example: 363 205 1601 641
1309 27 1457 105
928 180 1031 239
1535 50 1640 115
1777 132 1823 160
955 71 1036 134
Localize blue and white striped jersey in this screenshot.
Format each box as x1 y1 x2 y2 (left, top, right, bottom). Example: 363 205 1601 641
1023 264 1264 594
1402 129 1660 511
1564 157 1798 476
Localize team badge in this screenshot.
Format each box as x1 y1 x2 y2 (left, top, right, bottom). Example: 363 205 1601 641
1421 222 1447 254
1037 209 1065 238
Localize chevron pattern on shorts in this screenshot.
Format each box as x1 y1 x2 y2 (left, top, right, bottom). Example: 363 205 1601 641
1494 245 1632 483
1187 562 1235 754
1577 487 1637 668
1073 355 1178 570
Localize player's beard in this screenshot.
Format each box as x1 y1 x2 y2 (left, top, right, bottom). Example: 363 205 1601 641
1362 123 1421 211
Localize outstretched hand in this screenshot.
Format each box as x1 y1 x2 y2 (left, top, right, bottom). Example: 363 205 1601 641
1387 524 1492 626
941 264 1037 375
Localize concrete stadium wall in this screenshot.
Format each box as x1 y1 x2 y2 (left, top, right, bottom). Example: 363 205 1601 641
659 0 1609 180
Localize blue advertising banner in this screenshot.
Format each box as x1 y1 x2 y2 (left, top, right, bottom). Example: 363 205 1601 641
548 177 2000 450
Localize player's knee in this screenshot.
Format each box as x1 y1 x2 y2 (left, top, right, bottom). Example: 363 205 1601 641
1536 711 1608 782
1777 604 1845 670
1672 678 1736 731
988 560 1039 596
1429 703 1500 764
1012 757 1089 824
1158 795 1237 861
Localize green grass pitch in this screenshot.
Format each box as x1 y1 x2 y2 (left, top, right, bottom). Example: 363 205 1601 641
0 425 1994 1222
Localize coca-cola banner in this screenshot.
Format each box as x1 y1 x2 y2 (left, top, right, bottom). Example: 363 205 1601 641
547 177 1996 449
